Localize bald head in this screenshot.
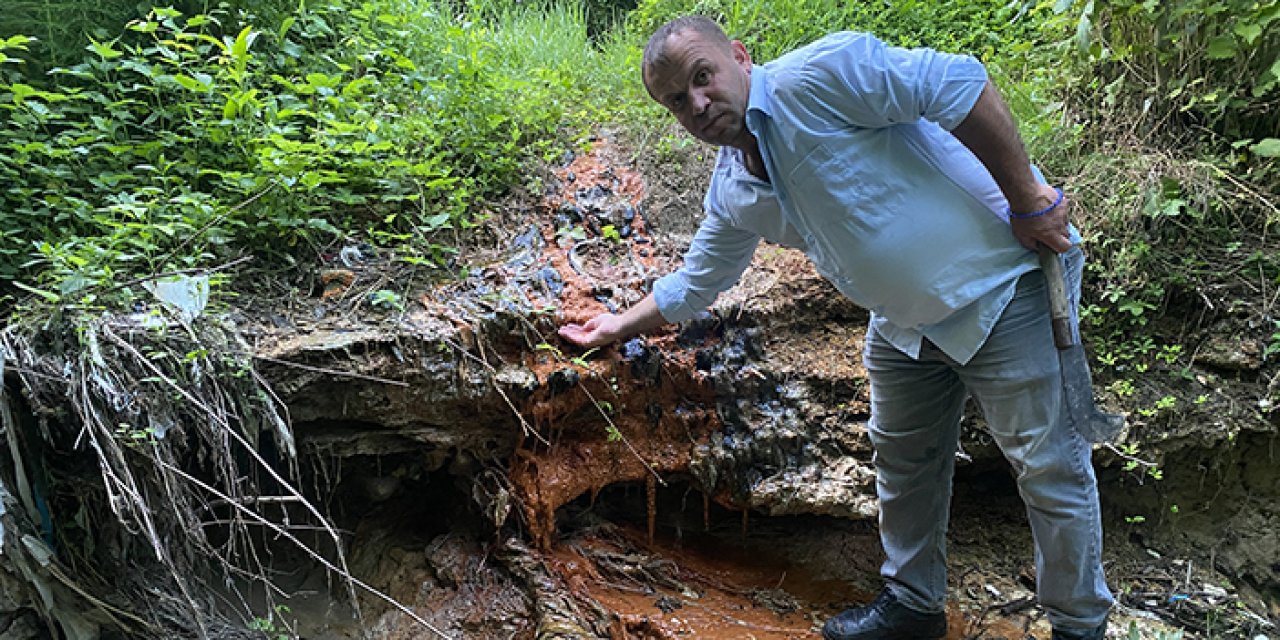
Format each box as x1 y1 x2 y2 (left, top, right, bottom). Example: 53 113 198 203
642 16 732 96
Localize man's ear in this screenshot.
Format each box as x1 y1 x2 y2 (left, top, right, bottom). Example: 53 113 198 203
730 40 752 70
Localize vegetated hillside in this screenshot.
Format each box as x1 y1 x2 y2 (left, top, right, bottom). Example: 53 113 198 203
0 0 1276 638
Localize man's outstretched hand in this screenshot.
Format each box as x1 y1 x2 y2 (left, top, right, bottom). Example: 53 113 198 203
558 313 625 349
558 294 667 350
1010 183 1073 253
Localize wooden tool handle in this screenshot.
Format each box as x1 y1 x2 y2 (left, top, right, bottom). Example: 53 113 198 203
1038 246 1075 350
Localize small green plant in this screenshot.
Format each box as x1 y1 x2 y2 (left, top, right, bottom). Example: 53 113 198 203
1126 621 1185 640
368 289 404 312
1108 379 1136 397
1157 344 1183 365
1112 442 1164 483
1264 320 1280 361
570 347 599 369
1140 395 1177 417
600 224 622 243
115 422 158 446
1124 514 1146 525
535 342 563 358
248 604 293 640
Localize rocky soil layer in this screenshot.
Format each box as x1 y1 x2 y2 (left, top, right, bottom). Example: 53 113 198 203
239 138 1278 638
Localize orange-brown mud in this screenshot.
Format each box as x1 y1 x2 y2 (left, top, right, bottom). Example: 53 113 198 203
544 516 1037 640
511 138 719 550
499 139 1050 639
258 133 1276 640
561 541 818 638
540 137 660 327
510 311 718 551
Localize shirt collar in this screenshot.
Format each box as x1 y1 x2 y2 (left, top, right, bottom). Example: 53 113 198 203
745 63 772 133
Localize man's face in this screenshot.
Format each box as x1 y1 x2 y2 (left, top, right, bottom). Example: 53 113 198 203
644 30 752 148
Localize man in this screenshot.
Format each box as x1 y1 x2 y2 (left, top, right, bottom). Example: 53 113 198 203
558 16 1112 640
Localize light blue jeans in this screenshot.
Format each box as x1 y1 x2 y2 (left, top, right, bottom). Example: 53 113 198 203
862 246 1113 631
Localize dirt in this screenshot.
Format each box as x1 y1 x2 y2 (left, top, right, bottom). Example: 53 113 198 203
3 131 1274 639
226 133 1279 640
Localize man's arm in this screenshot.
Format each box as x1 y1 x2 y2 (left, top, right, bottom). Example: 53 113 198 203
559 294 667 348
950 80 1072 253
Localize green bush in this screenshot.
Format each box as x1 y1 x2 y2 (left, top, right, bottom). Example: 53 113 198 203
626 0 1048 62
1041 0 1279 378
0 0 617 310
1060 0 1279 149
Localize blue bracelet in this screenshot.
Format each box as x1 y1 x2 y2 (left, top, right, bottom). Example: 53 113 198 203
1008 187 1064 220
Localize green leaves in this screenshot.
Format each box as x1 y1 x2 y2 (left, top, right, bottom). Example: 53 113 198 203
1234 21 1263 45
86 38 123 60
12 281 60 303
1205 35 1237 60
0 1 607 310
1063 0 1280 143
229 26 259 60
2 35 34 49
1249 138 1280 158
0 35 34 65
172 73 214 92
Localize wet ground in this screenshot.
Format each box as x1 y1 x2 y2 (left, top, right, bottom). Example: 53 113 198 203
547 480 1049 640
252 135 1277 640
278 470 1221 640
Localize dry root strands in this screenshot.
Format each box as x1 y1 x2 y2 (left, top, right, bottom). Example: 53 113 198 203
0 306 413 638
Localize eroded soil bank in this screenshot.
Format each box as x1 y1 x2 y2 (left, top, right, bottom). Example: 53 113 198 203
223 136 1280 639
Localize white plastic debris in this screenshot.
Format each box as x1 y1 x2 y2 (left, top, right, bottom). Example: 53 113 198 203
144 274 209 323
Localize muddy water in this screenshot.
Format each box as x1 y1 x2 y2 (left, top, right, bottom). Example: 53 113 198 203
556 526 826 639
543 482 1043 640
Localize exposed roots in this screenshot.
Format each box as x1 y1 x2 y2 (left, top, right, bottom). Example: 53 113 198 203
0 308 383 637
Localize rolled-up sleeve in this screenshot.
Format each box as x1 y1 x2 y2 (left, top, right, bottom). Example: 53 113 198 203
652 212 760 323
798 32 988 131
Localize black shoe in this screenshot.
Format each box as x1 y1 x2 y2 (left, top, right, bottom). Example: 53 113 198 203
822 589 947 640
1051 622 1106 640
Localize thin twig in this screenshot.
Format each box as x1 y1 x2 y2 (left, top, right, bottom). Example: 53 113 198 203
154 182 279 268
46 562 154 632
580 383 667 487
251 353 409 387
1102 442 1159 471
198 520 354 535
157 460 454 640
100 325 362 619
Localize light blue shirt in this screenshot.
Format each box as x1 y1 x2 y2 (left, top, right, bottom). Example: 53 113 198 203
652 32 1078 365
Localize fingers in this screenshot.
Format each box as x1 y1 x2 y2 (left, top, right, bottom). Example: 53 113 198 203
1011 192 1072 253
558 314 616 348
1041 233 1073 253
1015 227 1072 253
557 324 593 346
